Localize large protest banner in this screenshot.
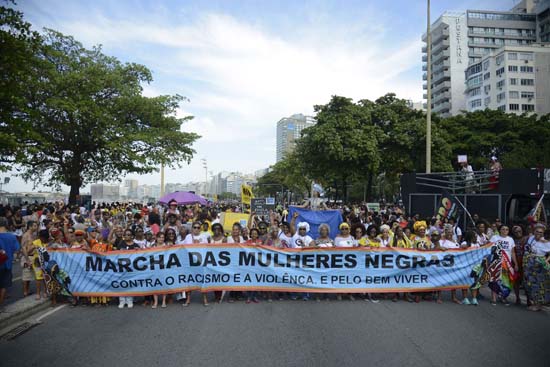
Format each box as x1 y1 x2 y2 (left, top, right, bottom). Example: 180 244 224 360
49 245 493 297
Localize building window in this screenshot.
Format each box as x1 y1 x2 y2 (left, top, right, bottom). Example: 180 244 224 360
509 91 519 99
522 104 535 112
497 80 505 88
496 67 505 77
520 66 534 73
483 60 490 70
470 99 482 108
484 85 491 94
469 87 481 97
496 54 505 65
521 91 535 99
509 103 519 111
521 79 534 86
520 53 534 61
497 105 506 111
508 53 517 60
510 78 517 85
508 65 518 72
496 92 506 103
484 72 490 80
484 97 491 105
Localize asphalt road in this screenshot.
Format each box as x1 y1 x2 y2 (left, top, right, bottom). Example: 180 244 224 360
1 292 548 367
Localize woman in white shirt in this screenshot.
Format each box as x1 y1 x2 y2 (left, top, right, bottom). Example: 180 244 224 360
290 222 313 248
437 224 461 304
334 223 356 301
489 225 517 306
182 222 210 307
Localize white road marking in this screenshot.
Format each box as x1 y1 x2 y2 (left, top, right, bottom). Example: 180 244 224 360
36 304 67 322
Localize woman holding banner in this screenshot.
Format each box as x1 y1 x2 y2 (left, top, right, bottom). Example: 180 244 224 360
438 225 461 304
334 223 357 301
489 225 517 306
183 222 210 307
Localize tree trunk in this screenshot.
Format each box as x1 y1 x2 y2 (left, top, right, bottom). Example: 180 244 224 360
366 170 374 201
342 176 348 203
69 181 80 205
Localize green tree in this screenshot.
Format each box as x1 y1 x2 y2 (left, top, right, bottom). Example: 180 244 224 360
440 109 550 170
256 151 310 201
1 16 199 203
0 2 42 169
296 96 382 201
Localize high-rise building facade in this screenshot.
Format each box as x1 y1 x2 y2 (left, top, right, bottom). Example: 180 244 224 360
422 0 545 117
465 44 550 115
422 12 469 117
276 114 315 162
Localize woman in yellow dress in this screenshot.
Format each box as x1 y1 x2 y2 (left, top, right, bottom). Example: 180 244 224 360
30 230 50 300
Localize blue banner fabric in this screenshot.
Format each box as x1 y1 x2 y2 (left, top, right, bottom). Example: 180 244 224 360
49 245 493 297
287 206 343 239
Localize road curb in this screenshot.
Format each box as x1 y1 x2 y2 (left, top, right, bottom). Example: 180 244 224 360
0 298 51 332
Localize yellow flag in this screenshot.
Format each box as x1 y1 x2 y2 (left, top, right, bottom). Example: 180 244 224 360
241 184 254 205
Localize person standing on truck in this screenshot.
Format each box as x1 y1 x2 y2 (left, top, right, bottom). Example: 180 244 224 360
489 156 502 190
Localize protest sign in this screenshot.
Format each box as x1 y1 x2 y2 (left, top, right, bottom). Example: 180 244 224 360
251 198 275 217
49 245 492 296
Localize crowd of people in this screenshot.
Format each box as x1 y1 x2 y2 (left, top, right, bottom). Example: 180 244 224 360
0 199 549 312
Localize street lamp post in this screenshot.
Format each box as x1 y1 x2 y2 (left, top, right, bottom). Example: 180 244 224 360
426 0 432 174
201 158 208 197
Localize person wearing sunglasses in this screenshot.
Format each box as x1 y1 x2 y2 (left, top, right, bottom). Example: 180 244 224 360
181 222 210 307
334 222 357 302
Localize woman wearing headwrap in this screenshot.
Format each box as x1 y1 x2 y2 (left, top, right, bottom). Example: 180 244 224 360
411 221 431 250
290 222 313 248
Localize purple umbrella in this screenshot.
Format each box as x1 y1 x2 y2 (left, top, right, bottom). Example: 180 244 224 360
158 191 209 205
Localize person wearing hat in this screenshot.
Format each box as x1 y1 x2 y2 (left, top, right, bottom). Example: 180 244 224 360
411 221 431 250
71 229 90 250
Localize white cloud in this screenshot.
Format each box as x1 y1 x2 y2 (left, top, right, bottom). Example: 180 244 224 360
9 4 424 192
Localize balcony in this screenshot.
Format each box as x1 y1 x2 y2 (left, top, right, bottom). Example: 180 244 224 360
422 73 427 81
432 81 451 94
422 55 427 62
433 91 451 102
433 101 451 113
467 29 536 40
423 83 427 90
422 64 427 71
422 46 427 53
423 94 428 100
432 49 450 64
432 28 450 44
432 60 450 74
432 70 451 84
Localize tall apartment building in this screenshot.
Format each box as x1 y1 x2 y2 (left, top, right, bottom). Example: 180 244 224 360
422 0 542 117
537 0 550 42
465 44 550 115
422 12 469 117
275 114 315 162
91 184 121 203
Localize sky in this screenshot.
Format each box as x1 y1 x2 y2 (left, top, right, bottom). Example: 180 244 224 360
9 0 514 193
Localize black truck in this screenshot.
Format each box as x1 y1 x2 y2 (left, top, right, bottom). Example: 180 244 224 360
400 168 550 225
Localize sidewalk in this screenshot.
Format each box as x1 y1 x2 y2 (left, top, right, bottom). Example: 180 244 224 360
0 296 50 330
